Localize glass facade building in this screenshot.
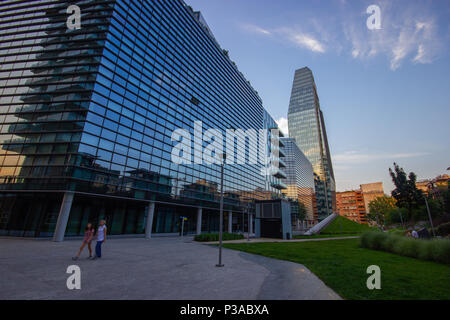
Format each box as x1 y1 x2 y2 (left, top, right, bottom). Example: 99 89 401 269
280 137 317 228
0 0 284 238
287 67 335 220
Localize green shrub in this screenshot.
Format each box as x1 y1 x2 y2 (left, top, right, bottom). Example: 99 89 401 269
194 233 244 242
360 231 373 248
360 231 450 265
394 237 420 258
428 239 450 264
417 240 433 261
436 222 450 237
383 233 400 252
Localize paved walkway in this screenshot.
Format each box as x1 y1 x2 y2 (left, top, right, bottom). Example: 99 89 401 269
205 236 359 244
0 237 341 300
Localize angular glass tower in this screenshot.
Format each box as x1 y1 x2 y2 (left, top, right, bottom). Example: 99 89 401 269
287 67 335 219
0 0 284 238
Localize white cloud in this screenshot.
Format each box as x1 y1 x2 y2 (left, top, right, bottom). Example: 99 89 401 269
342 1 441 71
276 117 289 136
239 2 442 70
289 32 326 53
240 24 326 54
413 44 426 63
241 24 271 35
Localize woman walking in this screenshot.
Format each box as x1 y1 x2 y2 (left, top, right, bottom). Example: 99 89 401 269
72 223 95 260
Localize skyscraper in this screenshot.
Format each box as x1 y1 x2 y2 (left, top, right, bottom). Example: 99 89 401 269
0 0 285 238
287 67 335 220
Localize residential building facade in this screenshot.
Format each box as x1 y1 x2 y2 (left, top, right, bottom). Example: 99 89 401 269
360 182 384 213
336 190 367 224
336 182 385 223
416 174 449 200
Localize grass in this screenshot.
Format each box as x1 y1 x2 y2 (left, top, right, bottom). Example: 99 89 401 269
223 239 450 300
320 216 375 234
293 233 360 239
194 232 244 242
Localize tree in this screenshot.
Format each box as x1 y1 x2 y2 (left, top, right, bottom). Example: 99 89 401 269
368 196 396 227
440 181 450 214
389 163 424 225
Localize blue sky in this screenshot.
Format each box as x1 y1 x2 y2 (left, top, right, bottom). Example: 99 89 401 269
186 0 450 193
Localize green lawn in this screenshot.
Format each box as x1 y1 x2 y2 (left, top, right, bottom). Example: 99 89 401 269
224 239 450 300
320 216 375 234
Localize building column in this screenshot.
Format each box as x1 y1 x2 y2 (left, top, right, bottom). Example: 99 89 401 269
145 202 155 239
53 192 75 242
196 207 202 235
249 214 253 235
228 211 232 233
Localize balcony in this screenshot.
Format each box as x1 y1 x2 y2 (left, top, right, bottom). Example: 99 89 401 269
273 170 287 179
271 145 286 158
271 181 287 190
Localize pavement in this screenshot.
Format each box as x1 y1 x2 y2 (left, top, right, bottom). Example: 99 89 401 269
0 237 341 300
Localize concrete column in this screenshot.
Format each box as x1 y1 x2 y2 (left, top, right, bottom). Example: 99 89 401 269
196 207 202 235
255 217 260 238
228 211 233 233
249 214 253 235
53 192 75 242
145 202 155 239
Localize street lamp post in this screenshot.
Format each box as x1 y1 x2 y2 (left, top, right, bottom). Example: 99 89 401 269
216 153 226 268
399 211 405 229
240 197 252 241
181 216 186 238
247 202 251 242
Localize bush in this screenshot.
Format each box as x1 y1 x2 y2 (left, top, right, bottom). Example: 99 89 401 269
435 222 450 237
428 239 450 263
194 233 244 242
393 237 420 258
360 231 450 264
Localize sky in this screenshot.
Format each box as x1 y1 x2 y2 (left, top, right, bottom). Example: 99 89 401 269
186 0 450 193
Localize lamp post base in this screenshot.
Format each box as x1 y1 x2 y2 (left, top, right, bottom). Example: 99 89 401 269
216 264 224 267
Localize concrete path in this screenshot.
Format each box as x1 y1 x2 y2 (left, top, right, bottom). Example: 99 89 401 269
205 236 359 244
0 237 341 300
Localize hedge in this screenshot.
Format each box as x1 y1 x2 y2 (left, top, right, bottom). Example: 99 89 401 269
436 222 450 237
360 231 450 265
194 233 244 242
